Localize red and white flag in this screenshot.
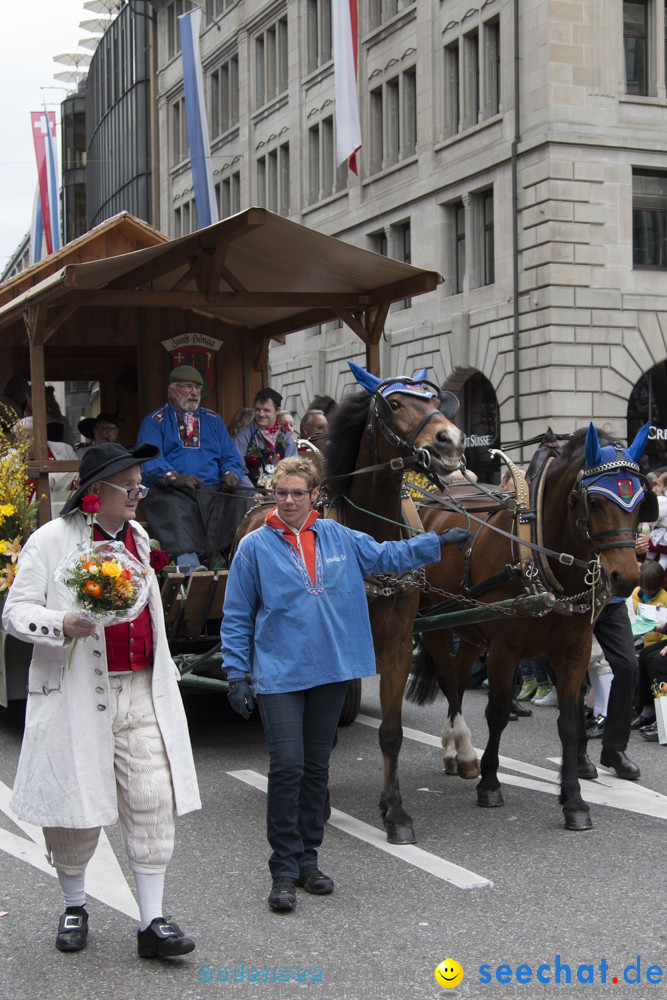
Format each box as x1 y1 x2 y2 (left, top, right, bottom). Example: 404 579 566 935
30 110 61 256
333 0 362 173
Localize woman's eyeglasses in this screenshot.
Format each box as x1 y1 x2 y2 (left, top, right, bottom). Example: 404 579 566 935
102 482 149 500
273 488 310 501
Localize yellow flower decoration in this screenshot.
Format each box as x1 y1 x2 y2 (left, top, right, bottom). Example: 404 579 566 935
4 538 21 563
0 540 9 555
101 561 121 578
0 504 15 519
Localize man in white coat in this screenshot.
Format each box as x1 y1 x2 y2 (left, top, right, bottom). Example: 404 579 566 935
3 443 201 958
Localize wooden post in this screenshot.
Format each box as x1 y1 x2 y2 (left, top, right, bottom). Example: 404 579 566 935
23 307 52 525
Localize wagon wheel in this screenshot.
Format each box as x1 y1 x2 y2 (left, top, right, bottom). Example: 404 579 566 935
338 678 362 726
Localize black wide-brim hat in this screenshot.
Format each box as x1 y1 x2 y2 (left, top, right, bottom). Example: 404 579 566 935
60 442 160 516
77 411 119 440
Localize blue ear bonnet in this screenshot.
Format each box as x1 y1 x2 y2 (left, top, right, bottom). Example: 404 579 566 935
348 360 438 399
582 422 650 512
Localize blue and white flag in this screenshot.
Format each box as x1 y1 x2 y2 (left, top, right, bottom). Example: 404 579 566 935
30 184 45 264
178 8 219 229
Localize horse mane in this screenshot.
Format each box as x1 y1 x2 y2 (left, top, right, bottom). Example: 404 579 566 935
543 426 615 478
324 389 371 494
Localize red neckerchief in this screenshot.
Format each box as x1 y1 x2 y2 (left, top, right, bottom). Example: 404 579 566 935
265 507 319 583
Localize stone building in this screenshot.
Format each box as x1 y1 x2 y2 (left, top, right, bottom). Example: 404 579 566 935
152 1 667 470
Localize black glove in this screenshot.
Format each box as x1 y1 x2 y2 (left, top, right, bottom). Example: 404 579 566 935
227 677 254 719
438 528 471 551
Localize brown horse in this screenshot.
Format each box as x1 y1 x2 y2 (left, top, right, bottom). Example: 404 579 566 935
410 423 654 831
235 368 465 843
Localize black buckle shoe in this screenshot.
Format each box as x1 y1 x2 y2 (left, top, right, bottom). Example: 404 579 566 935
297 865 334 895
268 877 297 912
56 908 88 952
585 715 605 740
137 917 195 958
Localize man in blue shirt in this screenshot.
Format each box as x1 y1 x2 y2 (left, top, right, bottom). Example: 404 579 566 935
136 365 251 568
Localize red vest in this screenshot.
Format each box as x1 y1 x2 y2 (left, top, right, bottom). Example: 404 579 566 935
93 525 153 672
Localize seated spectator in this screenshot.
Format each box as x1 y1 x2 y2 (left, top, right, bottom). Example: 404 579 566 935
0 376 29 423
227 407 254 441
45 385 76 447
77 412 120 453
631 561 667 738
14 416 79 513
135 365 251 569
278 410 295 436
299 409 328 442
233 388 297 490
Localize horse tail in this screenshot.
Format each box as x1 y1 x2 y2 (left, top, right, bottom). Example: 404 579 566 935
405 639 440 705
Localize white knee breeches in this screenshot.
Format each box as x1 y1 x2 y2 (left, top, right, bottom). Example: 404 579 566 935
44 667 175 876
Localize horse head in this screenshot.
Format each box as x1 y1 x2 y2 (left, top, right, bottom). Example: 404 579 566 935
568 421 652 597
347 362 465 477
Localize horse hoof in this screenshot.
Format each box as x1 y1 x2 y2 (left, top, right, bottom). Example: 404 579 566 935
385 822 417 845
563 810 593 831
458 759 480 780
477 787 504 808
443 756 459 776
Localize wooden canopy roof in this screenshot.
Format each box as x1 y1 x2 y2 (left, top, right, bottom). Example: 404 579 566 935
0 207 441 362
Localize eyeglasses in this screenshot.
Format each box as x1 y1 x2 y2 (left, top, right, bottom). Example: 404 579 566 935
173 382 202 392
102 481 149 500
273 488 311 501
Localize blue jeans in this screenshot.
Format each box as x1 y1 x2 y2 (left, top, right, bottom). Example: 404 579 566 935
256 682 348 879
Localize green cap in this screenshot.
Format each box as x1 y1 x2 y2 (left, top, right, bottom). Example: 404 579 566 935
168 364 204 386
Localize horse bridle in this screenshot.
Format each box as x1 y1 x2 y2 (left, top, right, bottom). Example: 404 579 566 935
571 447 647 555
365 377 453 484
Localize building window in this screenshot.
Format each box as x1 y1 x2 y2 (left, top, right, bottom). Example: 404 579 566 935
444 41 460 137
257 142 290 215
443 16 500 138
307 117 346 205
210 54 239 138
368 0 412 30
482 189 494 286
484 18 500 117
454 201 466 294
633 169 667 267
215 172 241 218
624 0 649 95
307 0 332 72
368 69 417 173
370 221 412 309
255 16 288 109
463 29 480 129
173 198 198 237
167 0 194 60
171 97 187 165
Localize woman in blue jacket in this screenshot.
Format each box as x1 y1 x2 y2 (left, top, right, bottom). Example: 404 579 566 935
221 457 468 913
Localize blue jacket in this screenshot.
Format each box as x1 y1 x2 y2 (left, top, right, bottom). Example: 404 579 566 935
221 517 441 693
136 403 243 486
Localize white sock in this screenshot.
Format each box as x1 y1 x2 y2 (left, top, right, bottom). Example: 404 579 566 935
134 871 166 930
57 870 86 909
589 670 612 718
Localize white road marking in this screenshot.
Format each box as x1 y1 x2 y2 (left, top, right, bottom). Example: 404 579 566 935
0 779 139 919
227 768 493 891
356 713 667 821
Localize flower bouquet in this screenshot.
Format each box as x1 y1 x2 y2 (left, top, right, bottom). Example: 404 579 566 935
54 541 151 627
651 679 667 745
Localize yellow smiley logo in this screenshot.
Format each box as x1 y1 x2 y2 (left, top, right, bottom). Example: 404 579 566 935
434 958 464 988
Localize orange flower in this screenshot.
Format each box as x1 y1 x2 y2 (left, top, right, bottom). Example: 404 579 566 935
119 567 132 581
83 581 102 597
83 560 99 574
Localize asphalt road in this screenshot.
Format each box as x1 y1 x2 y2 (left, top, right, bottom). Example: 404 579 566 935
1 677 666 1000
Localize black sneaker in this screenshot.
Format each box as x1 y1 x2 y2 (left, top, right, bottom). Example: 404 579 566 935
640 722 659 743
55 907 88 952
137 917 195 958
297 866 334 895
268 877 297 912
